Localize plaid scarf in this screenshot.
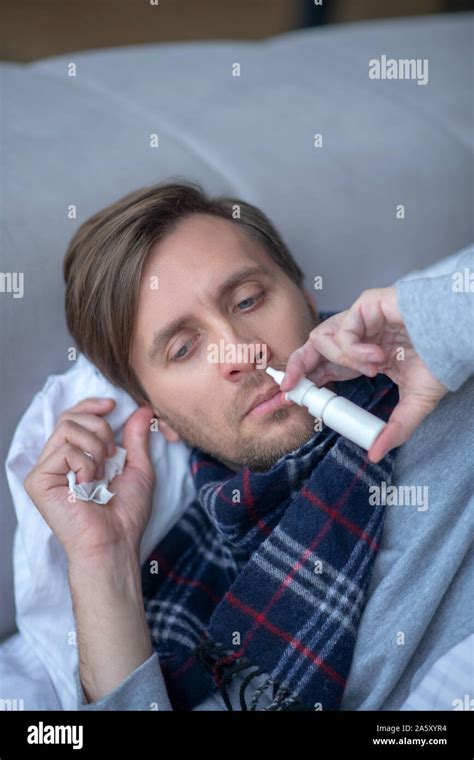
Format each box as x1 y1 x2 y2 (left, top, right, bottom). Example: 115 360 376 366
141 372 398 711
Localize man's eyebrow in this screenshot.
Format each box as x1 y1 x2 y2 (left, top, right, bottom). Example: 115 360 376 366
147 265 271 361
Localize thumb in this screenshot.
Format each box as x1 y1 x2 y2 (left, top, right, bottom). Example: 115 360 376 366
368 393 438 463
121 405 155 477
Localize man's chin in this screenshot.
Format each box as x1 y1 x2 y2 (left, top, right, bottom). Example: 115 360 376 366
234 406 316 472
181 405 315 474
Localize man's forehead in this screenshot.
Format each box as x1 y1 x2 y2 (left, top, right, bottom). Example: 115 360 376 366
143 217 277 290
149 213 251 256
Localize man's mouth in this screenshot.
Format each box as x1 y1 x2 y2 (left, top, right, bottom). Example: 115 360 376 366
244 387 288 419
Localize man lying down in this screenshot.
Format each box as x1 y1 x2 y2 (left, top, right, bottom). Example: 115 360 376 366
24 182 473 711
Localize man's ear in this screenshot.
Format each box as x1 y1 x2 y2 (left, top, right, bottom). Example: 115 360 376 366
156 418 182 443
303 288 319 325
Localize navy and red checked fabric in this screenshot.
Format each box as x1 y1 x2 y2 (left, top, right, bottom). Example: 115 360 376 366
141 372 398 711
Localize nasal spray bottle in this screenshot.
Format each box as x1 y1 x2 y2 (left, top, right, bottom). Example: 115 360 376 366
266 366 386 452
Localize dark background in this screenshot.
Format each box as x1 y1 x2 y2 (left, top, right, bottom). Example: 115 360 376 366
1 0 471 62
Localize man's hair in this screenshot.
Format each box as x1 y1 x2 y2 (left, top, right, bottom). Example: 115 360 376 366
64 179 305 404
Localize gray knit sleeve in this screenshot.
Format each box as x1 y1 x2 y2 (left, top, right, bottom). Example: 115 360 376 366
75 651 228 711
75 651 174 711
396 247 474 391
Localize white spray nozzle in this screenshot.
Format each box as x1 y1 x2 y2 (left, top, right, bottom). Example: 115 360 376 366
265 367 285 385
265 365 385 452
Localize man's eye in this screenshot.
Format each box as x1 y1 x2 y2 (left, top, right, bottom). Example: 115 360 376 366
235 293 263 312
172 338 195 362
170 293 264 362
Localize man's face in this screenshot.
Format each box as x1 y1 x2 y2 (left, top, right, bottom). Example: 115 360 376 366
131 213 318 471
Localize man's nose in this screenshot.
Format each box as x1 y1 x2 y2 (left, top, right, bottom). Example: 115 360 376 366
210 330 269 381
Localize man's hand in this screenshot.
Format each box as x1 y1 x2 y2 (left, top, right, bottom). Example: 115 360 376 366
24 397 157 703
24 397 156 563
281 287 448 463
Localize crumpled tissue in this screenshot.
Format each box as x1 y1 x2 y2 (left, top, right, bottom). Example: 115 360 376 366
66 446 127 505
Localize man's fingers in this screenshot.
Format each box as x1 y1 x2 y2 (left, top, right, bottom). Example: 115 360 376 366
305 361 362 386
339 290 388 348
57 399 116 455
345 342 386 363
61 397 116 416
37 413 116 473
282 328 375 393
281 343 324 392
368 394 438 463
120 406 155 482
26 444 98 497
309 328 378 378
64 413 117 456
334 306 367 353
37 419 109 472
